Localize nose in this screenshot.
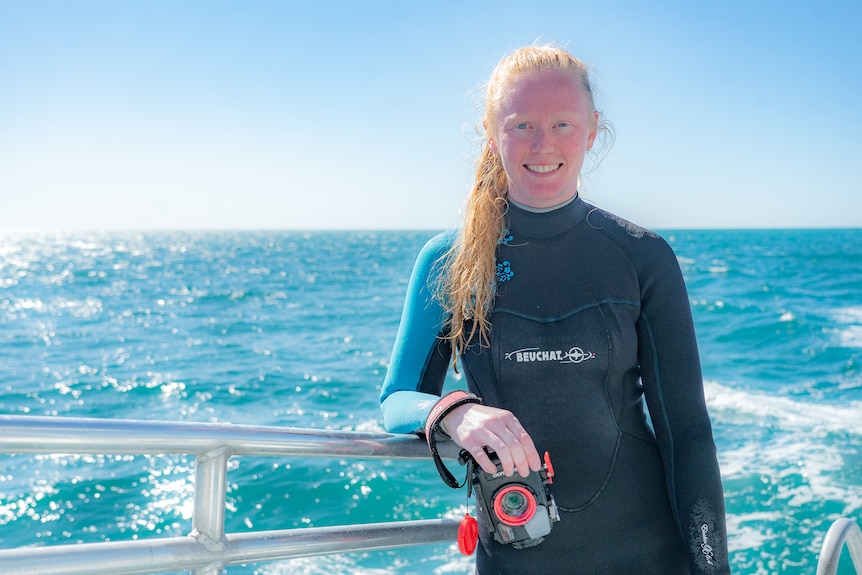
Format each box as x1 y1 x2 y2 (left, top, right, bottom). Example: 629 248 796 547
531 127 553 153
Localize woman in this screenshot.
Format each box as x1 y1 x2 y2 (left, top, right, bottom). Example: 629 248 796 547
379 45 730 574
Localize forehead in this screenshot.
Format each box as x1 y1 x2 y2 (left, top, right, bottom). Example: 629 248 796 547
496 69 590 117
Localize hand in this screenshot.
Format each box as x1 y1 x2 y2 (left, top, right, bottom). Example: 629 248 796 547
442 403 542 478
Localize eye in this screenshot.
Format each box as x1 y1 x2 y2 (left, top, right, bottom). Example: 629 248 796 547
514 122 529 130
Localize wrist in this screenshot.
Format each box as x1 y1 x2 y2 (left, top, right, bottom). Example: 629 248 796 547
424 390 482 489
438 416 449 436
425 390 482 440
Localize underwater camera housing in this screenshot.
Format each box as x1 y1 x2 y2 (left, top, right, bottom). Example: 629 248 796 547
463 450 560 549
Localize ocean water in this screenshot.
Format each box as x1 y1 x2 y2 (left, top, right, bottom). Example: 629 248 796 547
0 228 860 574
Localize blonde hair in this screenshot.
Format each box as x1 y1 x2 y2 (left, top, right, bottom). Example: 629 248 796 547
436 45 610 362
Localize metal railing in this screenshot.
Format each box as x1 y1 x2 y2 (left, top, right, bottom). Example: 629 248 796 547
0 414 461 575
3 414 860 574
817 517 862 575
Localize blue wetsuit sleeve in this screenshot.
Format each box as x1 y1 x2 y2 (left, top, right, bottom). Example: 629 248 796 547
637 237 731 574
379 232 454 434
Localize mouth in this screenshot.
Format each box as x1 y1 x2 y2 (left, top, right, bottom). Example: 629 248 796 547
525 164 563 174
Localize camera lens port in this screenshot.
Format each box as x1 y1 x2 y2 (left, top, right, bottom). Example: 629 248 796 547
493 485 537 526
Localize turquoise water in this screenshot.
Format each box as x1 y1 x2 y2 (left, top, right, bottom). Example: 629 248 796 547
0 229 860 574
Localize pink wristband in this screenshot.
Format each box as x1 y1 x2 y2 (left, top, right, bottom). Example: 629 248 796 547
424 390 482 489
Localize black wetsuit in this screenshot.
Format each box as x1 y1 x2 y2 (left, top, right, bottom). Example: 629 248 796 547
380 196 730 574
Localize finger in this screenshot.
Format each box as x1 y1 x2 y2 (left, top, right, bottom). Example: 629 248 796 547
497 425 537 477
480 421 533 477
490 416 540 476
468 445 500 476
511 425 542 473
480 436 517 477
457 434 504 476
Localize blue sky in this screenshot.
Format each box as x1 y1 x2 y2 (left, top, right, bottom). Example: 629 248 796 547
1 0 860 230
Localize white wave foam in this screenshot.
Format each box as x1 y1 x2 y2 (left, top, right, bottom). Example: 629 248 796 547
725 511 783 552
832 306 862 348
833 306 862 324
705 380 862 436
706 380 862 519
838 325 862 348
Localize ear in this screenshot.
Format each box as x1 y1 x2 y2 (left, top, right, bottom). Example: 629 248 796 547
585 111 599 152
484 121 499 155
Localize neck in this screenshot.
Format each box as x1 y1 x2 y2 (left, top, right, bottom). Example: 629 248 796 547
507 193 578 213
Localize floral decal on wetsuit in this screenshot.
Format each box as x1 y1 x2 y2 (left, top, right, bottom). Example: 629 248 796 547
495 260 513 283
495 230 515 283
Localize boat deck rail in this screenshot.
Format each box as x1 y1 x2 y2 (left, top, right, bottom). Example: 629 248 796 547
0 414 460 575
817 517 862 575
0 414 858 574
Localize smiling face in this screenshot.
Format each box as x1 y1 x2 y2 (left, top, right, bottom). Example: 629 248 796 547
488 69 598 209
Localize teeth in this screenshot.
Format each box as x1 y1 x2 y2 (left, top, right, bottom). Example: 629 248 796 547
526 164 562 173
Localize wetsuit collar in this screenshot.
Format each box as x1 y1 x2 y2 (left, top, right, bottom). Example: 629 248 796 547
505 194 591 240
508 194 578 213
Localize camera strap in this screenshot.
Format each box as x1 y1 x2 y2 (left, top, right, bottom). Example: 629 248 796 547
424 390 482 489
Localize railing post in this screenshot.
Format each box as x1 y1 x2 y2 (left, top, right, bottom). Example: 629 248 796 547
190 447 230 575
816 518 862 575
